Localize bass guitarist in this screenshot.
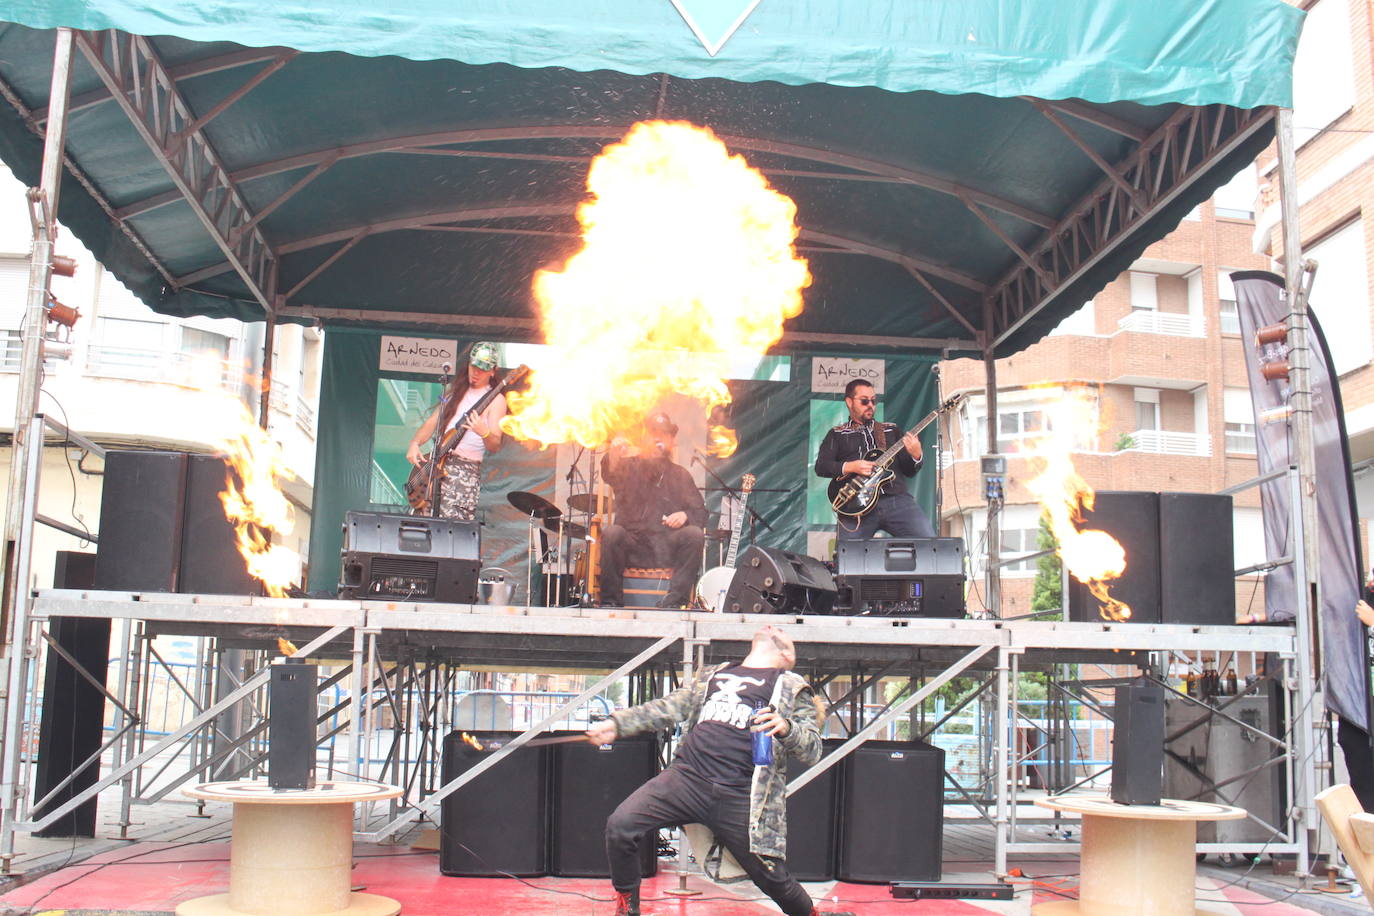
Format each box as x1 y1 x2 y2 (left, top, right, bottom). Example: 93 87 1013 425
814 379 934 540
405 341 507 521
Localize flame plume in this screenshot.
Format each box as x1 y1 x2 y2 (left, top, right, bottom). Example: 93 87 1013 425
1022 387 1132 621
460 732 484 751
502 121 810 454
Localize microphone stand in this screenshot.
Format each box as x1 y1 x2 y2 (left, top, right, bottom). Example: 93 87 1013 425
424 367 453 517
692 452 773 539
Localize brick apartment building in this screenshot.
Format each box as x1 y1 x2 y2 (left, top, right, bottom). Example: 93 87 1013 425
936 0 1374 619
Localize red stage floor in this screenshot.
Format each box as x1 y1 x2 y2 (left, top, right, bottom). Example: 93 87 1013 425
0 839 1335 916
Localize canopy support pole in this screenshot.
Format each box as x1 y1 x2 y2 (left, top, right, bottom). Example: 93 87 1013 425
983 319 1001 619
0 29 74 872
1277 105 1320 877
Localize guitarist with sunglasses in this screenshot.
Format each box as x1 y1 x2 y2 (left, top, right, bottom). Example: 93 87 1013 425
405 341 508 521
814 379 935 541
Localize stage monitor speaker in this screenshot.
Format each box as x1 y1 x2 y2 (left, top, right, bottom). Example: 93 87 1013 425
94 450 187 592
550 733 659 878
722 546 836 615
441 730 548 876
1111 678 1164 805
837 739 944 883
180 453 263 596
33 552 108 838
267 660 316 790
339 511 480 602
1158 492 1234 626
786 737 845 881
1067 491 1161 623
835 538 966 617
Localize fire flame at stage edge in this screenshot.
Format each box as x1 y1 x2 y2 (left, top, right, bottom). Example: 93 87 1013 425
460 732 484 751
1022 385 1132 622
499 120 810 456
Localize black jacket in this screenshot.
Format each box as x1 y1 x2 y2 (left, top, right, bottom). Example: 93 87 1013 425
813 419 921 496
601 454 708 529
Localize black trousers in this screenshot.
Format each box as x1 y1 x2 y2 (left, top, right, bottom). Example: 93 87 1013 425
1338 716 1374 813
605 766 814 916
835 489 934 541
599 524 704 606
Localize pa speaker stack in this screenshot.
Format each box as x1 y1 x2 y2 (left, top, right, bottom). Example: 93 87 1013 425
440 730 659 878
1068 491 1234 624
94 450 262 594
338 511 480 602
835 537 966 617
722 545 837 615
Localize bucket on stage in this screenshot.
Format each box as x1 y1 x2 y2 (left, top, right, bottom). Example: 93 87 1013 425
478 567 513 605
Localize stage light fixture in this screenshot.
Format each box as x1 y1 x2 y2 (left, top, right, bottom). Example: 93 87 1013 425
46 298 79 329
50 254 77 278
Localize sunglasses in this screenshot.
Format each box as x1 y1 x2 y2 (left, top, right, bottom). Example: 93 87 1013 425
851 396 878 405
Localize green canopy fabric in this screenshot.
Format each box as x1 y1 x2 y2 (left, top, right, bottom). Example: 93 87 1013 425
0 0 1303 359
0 0 1301 108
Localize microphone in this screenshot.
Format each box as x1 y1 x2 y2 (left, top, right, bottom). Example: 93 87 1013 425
441 362 452 374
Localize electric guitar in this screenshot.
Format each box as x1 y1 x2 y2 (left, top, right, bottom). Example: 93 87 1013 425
827 393 964 518
695 474 755 612
405 365 530 512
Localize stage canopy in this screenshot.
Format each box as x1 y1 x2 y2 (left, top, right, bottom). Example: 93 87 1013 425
0 0 1302 359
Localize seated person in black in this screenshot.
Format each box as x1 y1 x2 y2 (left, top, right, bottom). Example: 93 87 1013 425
598 412 707 608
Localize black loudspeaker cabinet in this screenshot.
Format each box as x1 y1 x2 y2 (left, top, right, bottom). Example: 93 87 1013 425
723 546 837 615
267 660 316 789
94 450 188 591
180 453 263 595
1068 491 1161 623
835 538 966 617
785 737 845 881
551 733 659 878
339 511 480 602
1158 492 1234 625
837 739 944 883
33 552 108 838
441 730 548 876
1111 678 1164 805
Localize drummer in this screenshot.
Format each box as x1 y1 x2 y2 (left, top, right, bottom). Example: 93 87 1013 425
598 413 707 608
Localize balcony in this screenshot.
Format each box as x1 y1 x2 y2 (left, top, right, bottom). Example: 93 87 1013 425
1115 310 1204 337
1118 429 1212 457
85 346 241 391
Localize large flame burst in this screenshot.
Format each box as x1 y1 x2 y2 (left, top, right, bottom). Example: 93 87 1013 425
502 121 811 453
1022 387 1132 621
214 395 299 598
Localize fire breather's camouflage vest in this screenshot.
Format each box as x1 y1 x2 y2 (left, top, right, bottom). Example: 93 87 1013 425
609 662 822 860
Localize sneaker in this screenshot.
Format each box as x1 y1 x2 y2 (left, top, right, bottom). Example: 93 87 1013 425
614 888 640 916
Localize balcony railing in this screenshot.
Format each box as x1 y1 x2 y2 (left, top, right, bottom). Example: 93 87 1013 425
86 346 240 391
1119 429 1212 457
1116 310 1204 337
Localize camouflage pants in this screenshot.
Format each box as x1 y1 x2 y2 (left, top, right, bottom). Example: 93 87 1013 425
437 457 482 521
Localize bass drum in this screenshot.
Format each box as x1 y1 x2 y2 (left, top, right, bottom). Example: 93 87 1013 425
695 566 735 613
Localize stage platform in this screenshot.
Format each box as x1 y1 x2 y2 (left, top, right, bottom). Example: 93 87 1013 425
29 589 1296 671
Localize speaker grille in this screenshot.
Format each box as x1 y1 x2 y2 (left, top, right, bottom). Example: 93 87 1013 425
370 556 439 577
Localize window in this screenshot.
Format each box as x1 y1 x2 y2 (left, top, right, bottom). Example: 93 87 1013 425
97 316 165 349
181 327 230 360
1224 388 1256 454
1129 272 1158 311
1306 219 1372 375
1134 387 1160 431
999 527 1041 575
975 407 1048 455
1213 165 1257 220
1217 272 1239 335
1292 0 1354 147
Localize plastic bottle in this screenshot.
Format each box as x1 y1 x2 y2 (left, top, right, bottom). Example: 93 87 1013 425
751 703 774 766
1225 666 1238 696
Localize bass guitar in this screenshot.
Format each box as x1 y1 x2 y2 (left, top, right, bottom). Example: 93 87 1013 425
405 364 530 512
827 393 964 518
695 474 755 612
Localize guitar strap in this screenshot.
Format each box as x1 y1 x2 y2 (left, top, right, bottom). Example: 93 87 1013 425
871 420 887 450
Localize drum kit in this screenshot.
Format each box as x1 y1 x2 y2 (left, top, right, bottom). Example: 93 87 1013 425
506 488 736 608
507 489 607 606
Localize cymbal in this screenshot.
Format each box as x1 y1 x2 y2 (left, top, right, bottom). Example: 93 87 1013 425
543 517 588 540
567 492 612 514
508 490 561 519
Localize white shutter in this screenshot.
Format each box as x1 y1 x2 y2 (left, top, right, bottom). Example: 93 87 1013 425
0 256 31 329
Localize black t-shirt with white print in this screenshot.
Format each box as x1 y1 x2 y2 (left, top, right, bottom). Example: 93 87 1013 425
675 665 781 787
